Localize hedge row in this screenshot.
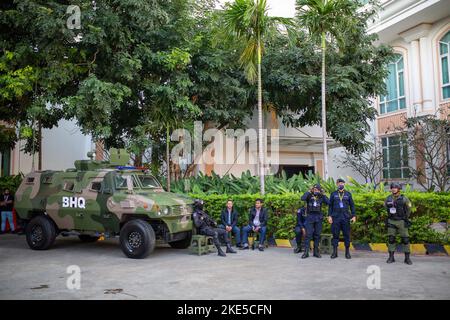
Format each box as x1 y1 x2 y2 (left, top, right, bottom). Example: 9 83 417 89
190 192 450 244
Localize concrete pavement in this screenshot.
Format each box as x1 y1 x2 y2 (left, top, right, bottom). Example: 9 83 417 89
0 234 449 300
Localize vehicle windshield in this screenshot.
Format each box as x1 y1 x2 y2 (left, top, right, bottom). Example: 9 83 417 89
138 175 162 189
114 175 136 189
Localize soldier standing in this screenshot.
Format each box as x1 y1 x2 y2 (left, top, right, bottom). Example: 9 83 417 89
328 178 356 259
385 183 413 265
301 184 329 259
192 199 236 257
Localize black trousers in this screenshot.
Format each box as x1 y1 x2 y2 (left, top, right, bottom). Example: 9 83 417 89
200 227 230 247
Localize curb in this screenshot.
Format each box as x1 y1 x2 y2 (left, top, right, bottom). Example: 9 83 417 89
271 238 449 255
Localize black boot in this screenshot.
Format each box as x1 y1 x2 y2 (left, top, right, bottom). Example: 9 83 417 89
226 244 236 254
331 246 338 259
217 245 226 257
386 251 395 263
404 252 412 265
345 247 351 259
301 248 309 259
294 243 302 254
313 246 321 258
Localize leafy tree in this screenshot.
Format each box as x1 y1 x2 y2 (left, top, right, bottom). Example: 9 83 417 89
265 1 392 155
0 0 86 166
336 135 383 187
399 109 450 192
296 0 361 179
222 0 292 195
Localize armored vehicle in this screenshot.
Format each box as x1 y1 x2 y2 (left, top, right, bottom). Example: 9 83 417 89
14 149 194 259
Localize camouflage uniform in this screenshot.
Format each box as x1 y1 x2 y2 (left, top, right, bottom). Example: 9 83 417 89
385 191 412 264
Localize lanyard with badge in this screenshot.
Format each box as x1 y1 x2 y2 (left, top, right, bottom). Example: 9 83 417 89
338 192 344 208
312 195 318 207
389 197 397 214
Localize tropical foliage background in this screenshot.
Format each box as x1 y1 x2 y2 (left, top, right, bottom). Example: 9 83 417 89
190 191 450 245
168 170 390 195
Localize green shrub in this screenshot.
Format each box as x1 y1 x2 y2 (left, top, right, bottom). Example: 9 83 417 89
172 171 381 195
0 174 23 193
190 192 450 244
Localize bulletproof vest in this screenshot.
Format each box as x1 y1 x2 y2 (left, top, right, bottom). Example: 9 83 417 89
307 195 322 213
386 194 406 219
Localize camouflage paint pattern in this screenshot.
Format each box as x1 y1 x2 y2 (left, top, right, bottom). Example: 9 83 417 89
15 165 194 239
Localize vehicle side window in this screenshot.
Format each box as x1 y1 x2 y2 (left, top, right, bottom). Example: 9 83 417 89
63 181 75 191
43 176 52 184
90 181 102 192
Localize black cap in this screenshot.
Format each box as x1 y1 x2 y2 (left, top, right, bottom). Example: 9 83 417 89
336 178 345 183
313 184 322 190
390 182 401 190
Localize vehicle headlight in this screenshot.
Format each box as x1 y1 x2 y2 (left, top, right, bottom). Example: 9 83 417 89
163 207 169 215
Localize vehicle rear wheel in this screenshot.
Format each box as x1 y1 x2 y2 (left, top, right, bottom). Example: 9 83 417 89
120 220 155 259
78 235 99 243
25 215 57 250
169 232 192 249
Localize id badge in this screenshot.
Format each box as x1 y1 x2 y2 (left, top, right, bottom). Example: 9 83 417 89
389 207 397 214
339 201 344 208
313 201 318 207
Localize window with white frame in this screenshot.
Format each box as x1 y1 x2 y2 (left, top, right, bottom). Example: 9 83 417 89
439 30 450 100
382 135 410 179
379 54 406 114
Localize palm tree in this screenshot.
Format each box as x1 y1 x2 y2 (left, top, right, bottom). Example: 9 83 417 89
223 0 291 195
296 0 357 180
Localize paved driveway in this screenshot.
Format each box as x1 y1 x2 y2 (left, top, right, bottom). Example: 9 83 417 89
0 234 449 300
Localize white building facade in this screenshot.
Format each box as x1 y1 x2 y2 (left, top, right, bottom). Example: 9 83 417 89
366 0 450 186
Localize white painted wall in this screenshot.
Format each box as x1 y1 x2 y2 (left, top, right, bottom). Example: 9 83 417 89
41 119 94 171
12 119 94 174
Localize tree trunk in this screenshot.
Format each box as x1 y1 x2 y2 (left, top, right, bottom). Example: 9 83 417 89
31 119 36 172
134 153 143 167
257 34 265 195
166 126 171 192
38 120 42 171
321 32 329 180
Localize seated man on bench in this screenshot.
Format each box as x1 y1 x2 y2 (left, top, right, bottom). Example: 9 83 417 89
241 198 268 251
218 199 241 248
192 199 236 257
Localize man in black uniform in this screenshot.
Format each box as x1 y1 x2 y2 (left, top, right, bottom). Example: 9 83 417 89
293 207 306 253
301 184 329 258
192 199 236 257
328 178 356 259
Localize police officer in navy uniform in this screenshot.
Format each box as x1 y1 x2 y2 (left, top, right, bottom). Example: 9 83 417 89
385 182 412 265
293 207 306 253
301 184 329 259
328 178 356 259
192 199 236 257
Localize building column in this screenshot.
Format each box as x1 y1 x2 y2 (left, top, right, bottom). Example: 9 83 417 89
419 36 435 111
400 24 433 114
409 39 423 114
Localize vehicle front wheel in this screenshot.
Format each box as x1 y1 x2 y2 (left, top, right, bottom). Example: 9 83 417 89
119 220 155 259
78 235 99 243
169 232 192 249
25 215 57 250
